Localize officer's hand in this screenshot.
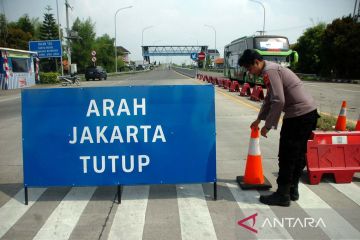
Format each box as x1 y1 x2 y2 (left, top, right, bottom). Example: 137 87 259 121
260 126 269 138
250 119 261 129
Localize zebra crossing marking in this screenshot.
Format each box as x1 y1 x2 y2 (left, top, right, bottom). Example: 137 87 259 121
227 183 293 239
32 187 96 240
0 188 46 238
176 184 217 240
108 185 149 240
330 182 360 207
298 183 360 239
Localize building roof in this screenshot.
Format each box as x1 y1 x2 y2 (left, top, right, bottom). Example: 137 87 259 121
207 49 219 54
116 46 131 54
214 58 224 64
0 47 37 55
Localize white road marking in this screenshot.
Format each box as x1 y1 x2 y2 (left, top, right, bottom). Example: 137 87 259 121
0 188 46 238
177 184 217 240
108 185 149 240
303 83 360 92
33 187 96 240
335 88 360 93
0 95 20 103
330 182 360 207
298 183 360 239
227 183 293 239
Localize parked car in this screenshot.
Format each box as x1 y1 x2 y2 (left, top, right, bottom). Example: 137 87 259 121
85 66 107 81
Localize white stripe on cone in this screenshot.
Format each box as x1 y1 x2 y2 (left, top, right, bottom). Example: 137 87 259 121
339 107 346 116
248 138 261 156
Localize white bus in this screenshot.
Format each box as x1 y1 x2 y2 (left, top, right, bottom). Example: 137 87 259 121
224 35 298 85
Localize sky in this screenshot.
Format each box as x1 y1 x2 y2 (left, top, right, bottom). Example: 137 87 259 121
1 0 356 64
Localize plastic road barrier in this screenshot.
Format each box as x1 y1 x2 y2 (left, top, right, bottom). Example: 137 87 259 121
306 131 360 184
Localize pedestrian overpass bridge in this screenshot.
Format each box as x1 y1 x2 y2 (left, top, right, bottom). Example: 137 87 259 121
142 45 208 62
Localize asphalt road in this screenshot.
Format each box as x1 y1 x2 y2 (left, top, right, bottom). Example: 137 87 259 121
196 69 360 122
0 66 360 240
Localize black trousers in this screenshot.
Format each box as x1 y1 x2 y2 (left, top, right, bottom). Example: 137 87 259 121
277 109 319 186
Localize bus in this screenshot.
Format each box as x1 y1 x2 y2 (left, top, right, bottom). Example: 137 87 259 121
224 35 298 86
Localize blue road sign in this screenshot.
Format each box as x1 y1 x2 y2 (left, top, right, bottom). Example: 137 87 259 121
29 40 62 58
22 85 216 187
190 52 198 61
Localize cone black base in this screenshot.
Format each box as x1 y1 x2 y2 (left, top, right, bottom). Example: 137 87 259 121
236 176 272 190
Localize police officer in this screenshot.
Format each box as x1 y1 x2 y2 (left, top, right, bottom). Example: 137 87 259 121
238 49 319 207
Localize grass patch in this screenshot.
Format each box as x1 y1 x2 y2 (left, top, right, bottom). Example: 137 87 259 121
317 113 356 131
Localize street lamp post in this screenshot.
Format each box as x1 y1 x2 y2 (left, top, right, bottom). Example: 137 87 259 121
204 24 216 51
114 6 132 73
142 26 154 46
249 0 265 35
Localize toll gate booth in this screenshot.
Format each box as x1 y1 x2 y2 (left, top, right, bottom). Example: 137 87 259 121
0 47 38 90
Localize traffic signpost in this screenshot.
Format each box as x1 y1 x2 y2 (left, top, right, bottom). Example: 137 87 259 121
29 40 62 58
22 85 217 204
198 52 206 61
91 50 96 66
190 52 198 61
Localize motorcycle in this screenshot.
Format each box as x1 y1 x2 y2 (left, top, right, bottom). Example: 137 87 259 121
58 74 80 86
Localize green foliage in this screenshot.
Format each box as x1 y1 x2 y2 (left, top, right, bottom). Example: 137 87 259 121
293 23 326 73
321 16 360 78
205 55 212 69
5 27 32 50
40 8 59 40
39 72 60 84
1 14 34 50
117 57 125 72
70 17 96 73
93 34 115 72
0 14 8 46
39 7 59 72
30 17 42 40
17 14 35 37
317 113 356 131
294 16 360 79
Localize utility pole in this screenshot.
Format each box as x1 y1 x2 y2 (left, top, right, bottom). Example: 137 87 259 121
353 0 358 20
56 0 64 75
357 0 360 22
65 0 71 74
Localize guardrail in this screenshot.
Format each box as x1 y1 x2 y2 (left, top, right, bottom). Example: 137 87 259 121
172 66 197 78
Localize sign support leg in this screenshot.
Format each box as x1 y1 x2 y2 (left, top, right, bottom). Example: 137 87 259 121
24 187 28 205
213 182 217 201
117 185 122 204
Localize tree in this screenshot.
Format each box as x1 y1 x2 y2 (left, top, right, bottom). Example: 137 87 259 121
5 27 31 50
39 6 60 72
70 17 96 73
40 6 59 40
93 34 115 72
293 23 326 74
321 16 360 78
31 17 42 40
17 14 35 37
0 14 7 46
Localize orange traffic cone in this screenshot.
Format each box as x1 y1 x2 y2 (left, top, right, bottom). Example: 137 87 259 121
237 127 272 190
355 113 360 131
335 101 347 131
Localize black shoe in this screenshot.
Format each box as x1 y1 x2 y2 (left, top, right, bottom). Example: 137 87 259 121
290 185 299 201
259 192 290 207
